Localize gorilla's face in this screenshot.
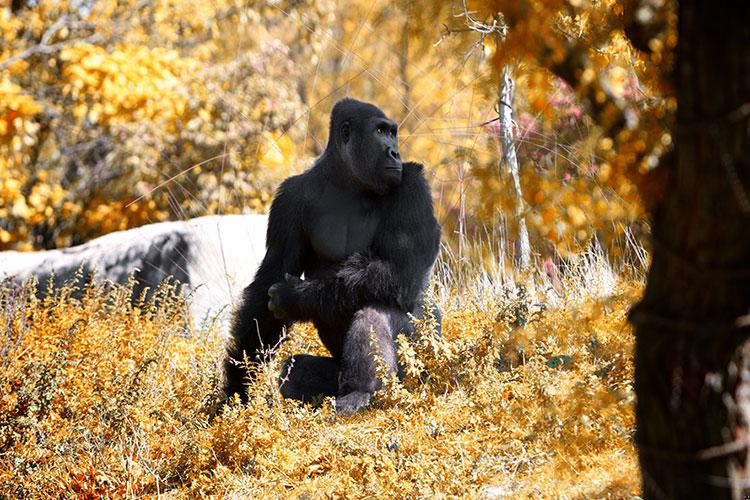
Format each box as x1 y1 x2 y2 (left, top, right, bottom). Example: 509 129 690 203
332 99 403 195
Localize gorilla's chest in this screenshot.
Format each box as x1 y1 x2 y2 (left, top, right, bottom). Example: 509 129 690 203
308 202 381 262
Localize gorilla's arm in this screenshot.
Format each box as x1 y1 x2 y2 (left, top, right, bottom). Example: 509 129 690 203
272 164 439 326
223 177 305 400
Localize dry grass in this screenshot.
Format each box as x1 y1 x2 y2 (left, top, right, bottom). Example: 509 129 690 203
0 255 641 498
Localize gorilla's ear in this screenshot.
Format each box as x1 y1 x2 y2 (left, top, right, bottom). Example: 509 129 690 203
341 121 351 144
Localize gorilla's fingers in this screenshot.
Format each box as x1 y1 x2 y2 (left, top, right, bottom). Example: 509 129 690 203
267 283 285 319
267 283 279 305
283 273 297 285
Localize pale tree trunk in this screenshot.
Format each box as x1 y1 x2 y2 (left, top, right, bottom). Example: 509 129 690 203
499 66 530 269
630 1 750 498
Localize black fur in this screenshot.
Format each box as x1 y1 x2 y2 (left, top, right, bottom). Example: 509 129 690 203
223 98 441 414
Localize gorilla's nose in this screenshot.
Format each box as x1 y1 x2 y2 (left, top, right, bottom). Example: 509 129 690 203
389 149 401 161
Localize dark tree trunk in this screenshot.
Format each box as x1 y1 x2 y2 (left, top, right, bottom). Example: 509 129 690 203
630 1 750 498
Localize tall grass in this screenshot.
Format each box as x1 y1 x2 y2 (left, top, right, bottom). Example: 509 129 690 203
0 238 644 497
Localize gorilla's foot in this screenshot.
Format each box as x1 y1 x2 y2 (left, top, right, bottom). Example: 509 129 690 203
335 390 372 415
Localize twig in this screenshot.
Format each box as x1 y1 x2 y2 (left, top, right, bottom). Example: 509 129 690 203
0 16 104 72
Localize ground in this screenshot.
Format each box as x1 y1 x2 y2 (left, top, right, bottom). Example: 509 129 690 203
0 256 640 498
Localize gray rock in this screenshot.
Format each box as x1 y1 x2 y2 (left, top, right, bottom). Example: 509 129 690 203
0 214 268 332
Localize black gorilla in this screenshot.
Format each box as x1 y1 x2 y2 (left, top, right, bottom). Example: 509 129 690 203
223 98 441 415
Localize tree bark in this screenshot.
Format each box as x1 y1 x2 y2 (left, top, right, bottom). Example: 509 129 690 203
630 1 750 498
498 66 531 269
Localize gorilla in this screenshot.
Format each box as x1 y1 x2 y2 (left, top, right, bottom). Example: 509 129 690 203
223 98 441 415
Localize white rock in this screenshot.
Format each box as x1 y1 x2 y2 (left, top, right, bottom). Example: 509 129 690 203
0 214 268 333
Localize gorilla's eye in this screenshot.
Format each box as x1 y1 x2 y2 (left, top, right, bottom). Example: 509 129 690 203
377 125 397 137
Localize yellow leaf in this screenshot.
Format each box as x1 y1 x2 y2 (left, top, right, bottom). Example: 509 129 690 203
11 197 30 218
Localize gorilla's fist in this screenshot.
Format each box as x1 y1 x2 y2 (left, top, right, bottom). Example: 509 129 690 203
268 273 306 320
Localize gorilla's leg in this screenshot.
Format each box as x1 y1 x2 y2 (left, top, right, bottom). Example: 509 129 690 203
336 306 401 415
278 354 339 402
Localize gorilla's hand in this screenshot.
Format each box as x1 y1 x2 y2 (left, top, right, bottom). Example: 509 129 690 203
336 253 371 285
336 253 396 300
268 273 307 320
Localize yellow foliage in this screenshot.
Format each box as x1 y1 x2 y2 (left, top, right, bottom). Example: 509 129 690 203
0 1 319 250
60 43 197 131
1 0 670 259
0 77 42 147
0 78 43 116
0 269 641 497
257 131 297 173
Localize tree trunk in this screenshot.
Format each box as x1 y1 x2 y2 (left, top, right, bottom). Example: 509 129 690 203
630 1 750 498
498 66 530 269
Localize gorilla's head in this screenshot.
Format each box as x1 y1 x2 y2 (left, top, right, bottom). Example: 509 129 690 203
327 98 402 195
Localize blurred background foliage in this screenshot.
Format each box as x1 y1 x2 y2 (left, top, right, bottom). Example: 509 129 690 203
1 0 675 263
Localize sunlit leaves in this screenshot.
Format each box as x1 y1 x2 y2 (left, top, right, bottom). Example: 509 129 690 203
407 0 675 258
0 0 320 250
2 0 673 261
0 269 641 497
60 43 195 129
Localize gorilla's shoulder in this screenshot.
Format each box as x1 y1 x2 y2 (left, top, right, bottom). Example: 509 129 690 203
276 172 311 199
278 172 307 190
268 173 313 217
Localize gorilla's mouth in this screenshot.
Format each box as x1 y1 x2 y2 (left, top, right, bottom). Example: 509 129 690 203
384 159 403 172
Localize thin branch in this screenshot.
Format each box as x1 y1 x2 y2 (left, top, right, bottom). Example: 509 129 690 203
434 2 508 47
456 0 508 42
0 16 104 72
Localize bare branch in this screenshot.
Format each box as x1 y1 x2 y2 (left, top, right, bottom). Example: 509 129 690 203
433 1 508 47
0 16 104 72
456 0 508 42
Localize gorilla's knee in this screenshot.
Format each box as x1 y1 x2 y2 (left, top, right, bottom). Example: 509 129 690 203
351 306 391 335
340 306 398 396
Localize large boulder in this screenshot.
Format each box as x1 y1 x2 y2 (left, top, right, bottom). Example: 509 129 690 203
0 214 268 332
